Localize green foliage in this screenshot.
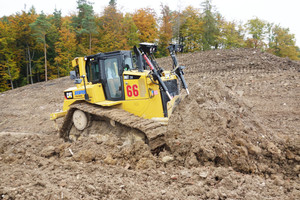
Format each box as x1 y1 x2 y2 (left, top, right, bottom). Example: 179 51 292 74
218 19 245 49
201 0 219 50
122 13 139 48
29 12 51 44
245 18 267 49
109 0 117 7
72 0 97 54
267 25 299 60
179 6 204 52
30 11 51 81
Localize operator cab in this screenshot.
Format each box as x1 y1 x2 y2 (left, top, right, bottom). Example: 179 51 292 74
85 51 134 101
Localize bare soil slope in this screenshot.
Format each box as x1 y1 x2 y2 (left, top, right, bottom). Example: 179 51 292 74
0 48 299 199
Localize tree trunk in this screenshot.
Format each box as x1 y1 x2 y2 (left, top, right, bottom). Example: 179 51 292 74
27 45 34 84
7 63 14 90
44 35 48 82
26 55 29 84
56 60 60 78
25 49 29 84
68 58 70 73
89 33 92 54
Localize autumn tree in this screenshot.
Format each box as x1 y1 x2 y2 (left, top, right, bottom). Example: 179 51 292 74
158 4 173 57
133 8 158 43
98 1 127 51
1 3 300 92
1 9 38 87
14 8 38 85
54 17 77 76
267 25 299 60
179 6 203 52
245 17 267 49
29 12 51 81
0 19 19 90
0 61 8 92
218 18 245 49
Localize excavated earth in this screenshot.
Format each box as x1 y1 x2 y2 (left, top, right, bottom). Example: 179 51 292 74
0 48 299 199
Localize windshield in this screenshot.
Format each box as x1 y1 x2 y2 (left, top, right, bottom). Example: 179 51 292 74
104 57 122 98
124 56 133 70
86 60 100 83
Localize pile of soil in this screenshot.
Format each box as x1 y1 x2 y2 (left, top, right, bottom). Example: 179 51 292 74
166 80 299 176
0 48 299 199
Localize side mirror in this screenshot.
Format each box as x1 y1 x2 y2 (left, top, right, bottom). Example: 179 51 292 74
167 44 184 53
70 71 76 80
74 79 82 84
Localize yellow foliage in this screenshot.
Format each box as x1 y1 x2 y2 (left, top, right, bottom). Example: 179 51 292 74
133 8 158 43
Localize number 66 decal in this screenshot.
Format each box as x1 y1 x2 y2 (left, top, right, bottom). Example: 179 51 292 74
126 84 139 97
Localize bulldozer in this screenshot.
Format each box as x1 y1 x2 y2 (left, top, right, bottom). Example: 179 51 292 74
50 43 188 152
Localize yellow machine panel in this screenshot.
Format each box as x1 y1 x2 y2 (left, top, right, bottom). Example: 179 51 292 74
51 44 188 124
50 43 188 153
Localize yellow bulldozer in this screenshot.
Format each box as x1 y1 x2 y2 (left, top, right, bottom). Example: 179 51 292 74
51 43 188 151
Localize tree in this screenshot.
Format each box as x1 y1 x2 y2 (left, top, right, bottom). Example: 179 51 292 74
245 17 267 49
0 62 9 92
133 8 158 43
13 9 38 85
268 25 299 60
0 18 20 90
48 9 64 79
179 6 203 52
29 12 51 81
122 13 139 48
109 0 117 7
218 18 245 49
72 0 97 55
158 4 173 57
54 18 77 77
201 0 219 50
98 2 127 52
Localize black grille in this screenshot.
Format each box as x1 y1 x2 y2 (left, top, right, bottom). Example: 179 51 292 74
161 79 179 117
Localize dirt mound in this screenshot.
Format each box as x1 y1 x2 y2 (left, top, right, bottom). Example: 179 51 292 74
159 48 300 74
0 48 299 199
166 80 300 177
1 133 299 200
0 77 73 134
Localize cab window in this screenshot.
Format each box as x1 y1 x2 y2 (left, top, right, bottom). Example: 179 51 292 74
86 60 100 83
104 58 122 98
124 56 133 70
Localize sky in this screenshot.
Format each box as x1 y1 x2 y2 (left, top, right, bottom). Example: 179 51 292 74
0 0 299 46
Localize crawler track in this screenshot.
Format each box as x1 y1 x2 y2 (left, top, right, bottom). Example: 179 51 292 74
59 102 167 151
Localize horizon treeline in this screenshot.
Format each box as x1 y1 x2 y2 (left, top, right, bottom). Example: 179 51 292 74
0 0 299 92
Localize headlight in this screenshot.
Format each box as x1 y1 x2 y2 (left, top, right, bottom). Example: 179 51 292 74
65 91 73 99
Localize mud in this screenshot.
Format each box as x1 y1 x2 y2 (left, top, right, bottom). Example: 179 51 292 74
0 48 299 199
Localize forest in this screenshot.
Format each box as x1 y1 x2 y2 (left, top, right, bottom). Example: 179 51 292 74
0 0 299 92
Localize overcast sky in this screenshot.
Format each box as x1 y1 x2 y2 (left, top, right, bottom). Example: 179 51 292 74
1 0 299 46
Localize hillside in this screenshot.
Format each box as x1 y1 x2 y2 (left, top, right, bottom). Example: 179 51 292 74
0 48 299 199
